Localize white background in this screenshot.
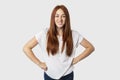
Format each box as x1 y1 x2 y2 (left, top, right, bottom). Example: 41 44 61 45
0 0 120 80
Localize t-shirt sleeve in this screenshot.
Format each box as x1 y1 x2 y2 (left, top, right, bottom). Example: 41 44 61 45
34 27 48 44
35 31 43 43
76 32 84 48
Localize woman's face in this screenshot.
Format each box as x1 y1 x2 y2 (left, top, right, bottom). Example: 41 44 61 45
55 9 66 29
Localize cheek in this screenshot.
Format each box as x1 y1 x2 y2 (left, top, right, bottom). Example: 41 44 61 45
55 17 59 21
63 18 66 23
54 18 57 23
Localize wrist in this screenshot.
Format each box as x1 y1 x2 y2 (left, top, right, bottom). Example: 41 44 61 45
36 61 42 66
73 57 79 65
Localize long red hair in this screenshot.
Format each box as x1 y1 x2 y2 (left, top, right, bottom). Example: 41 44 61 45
47 5 73 56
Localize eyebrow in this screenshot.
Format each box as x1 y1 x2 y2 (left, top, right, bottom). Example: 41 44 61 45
55 14 66 16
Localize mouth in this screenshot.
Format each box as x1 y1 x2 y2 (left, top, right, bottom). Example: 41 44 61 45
58 23 63 25
57 22 63 25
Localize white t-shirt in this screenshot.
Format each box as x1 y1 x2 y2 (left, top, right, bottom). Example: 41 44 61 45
35 28 83 79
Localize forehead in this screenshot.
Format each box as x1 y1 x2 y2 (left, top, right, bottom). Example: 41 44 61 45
55 9 65 15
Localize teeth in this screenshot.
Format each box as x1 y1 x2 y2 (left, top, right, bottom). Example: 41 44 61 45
58 23 62 24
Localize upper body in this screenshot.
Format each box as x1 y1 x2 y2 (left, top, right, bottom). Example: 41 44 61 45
34 28 83 79
23 5 95 79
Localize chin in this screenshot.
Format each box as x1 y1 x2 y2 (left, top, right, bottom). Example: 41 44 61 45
56 25 64 28
57 26 63 29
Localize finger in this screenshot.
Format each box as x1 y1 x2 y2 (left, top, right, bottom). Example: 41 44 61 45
44 67 48 71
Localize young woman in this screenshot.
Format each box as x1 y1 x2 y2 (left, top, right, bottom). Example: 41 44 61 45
23 5 95 80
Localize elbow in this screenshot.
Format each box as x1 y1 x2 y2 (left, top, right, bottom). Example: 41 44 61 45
92 47 95 52
23 45 30 54
90 45 95 53
87 45 95 54
23 45 27 53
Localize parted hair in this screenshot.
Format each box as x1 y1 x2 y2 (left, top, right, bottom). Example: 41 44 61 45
47 5 73 56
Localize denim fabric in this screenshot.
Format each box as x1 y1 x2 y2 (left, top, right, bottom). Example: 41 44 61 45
44 71 74 80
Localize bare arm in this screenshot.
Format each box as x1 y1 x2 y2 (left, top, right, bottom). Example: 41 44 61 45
72 38 95 65
23 37 47 71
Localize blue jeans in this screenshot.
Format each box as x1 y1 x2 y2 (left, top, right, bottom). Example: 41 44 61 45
44 71 74 80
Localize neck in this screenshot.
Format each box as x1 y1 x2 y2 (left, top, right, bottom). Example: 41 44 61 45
57 28 63 36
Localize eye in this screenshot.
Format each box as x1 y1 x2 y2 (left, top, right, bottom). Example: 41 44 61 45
62 15 66 18
55 15 59 17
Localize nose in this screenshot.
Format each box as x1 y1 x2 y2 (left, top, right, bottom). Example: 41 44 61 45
58 16 62 21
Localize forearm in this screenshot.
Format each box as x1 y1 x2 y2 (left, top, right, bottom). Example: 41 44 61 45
23 47 42 65
72 47 94 65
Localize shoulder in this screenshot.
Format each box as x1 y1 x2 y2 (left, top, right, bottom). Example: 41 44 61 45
71 29 83 41
36 27 49 35
72 30 81 36
43 27 49 34
71 29 84 45
35 27 49 40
